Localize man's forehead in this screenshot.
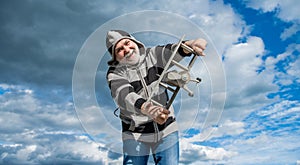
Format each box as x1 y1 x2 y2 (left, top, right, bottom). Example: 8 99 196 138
115 39 132 48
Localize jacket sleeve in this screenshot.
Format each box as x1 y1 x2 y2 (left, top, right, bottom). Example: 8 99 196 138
106 68 146 113
150 43 192 68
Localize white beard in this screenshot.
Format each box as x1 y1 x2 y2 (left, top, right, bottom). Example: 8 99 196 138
119 47 140 66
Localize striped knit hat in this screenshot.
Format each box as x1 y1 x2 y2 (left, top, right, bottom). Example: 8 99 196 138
106 30 144 65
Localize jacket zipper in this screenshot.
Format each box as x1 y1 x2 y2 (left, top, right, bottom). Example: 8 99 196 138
153 122 160 142
137 68 160 142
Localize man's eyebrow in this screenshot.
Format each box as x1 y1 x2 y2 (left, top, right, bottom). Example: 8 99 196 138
115 46 121 52
115 41 123 51
115 40 130 51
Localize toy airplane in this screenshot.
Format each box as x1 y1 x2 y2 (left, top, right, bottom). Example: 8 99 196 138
147 35 202 109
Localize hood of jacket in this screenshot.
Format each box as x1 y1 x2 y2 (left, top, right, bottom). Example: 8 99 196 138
106 30 145 66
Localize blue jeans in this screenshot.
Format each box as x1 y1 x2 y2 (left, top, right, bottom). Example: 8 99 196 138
123 131 179 165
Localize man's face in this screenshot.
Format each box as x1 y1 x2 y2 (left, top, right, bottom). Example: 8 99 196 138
114 39 140 65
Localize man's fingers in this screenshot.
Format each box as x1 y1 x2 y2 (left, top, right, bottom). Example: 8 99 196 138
160 113 167 119
191 39 207 56
193 46 205 56
196 39 207 49
154 117 164 125
161 108 170 115
154 112 169 125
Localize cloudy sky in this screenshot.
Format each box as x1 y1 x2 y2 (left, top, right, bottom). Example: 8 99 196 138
1 0 299 164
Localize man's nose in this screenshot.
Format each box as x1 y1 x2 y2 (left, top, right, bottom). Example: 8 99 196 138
123 46 130 55
124 46 130 52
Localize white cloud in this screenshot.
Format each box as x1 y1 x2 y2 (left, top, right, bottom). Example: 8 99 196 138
244 0 299 22
0 84 124 164
224 132 300 164
222 36 276 120
225 36 264 79
211 98 300 164
265 44 300 86
281 23 300 40
269 102 300 119
15 145 37 162
184 120 245 142
265 52 289 69
255 100 300 134
244 0 280 12
209 120 245 137
0 130 122 164
180 138 237 164
0 85 80 134
244 0 300 40
75 105 122 147
187 0 248 54
286 45 300 83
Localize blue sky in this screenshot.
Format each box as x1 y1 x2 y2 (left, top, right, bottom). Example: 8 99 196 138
0 0 299 164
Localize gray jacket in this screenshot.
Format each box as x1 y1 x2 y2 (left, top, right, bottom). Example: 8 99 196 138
106 39 191 142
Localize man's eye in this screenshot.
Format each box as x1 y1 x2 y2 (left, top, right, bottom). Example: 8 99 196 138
116 48 121 53
125 41 130 45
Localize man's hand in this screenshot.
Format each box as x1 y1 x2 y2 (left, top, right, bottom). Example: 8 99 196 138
141 102 170 125
184 38 207 56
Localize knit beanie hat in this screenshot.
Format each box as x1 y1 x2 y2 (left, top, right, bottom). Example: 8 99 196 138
106 30 145 65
